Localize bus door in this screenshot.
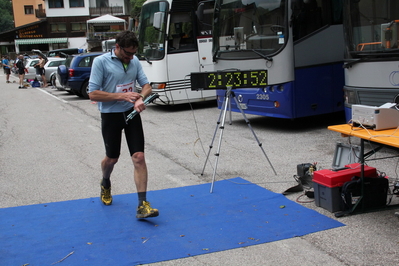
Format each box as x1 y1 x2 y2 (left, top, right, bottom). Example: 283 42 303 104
167 9 202 102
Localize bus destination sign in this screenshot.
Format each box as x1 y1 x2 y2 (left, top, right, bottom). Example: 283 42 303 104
191 70 268 90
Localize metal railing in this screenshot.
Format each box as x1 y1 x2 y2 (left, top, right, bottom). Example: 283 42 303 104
35 9 46 18
89 6 124 16
86 31 120 41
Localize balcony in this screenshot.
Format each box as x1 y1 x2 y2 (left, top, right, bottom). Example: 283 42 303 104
35 9 46 18
89 6 124 16
87 31 120 41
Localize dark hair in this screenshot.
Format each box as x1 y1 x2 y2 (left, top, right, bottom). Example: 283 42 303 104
115 31 139 49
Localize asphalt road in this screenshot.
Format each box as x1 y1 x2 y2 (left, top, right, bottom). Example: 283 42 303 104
1 74 399 266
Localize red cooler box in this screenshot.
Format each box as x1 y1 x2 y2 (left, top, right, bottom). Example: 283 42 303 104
313 163 377 212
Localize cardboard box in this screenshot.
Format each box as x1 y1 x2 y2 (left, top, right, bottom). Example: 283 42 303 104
313 163 377 212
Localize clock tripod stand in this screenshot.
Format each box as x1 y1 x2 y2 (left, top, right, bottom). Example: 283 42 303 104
201 86 277 193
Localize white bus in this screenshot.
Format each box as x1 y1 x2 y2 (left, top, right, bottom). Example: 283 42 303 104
192 0 345 119
136 0 215 105
343 0 399 122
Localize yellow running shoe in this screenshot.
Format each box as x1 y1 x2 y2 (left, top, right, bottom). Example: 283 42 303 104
100 186 113 205
136 201 159 218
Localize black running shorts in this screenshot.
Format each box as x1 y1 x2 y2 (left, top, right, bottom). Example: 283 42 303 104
36 67 45 76
101 110 145 158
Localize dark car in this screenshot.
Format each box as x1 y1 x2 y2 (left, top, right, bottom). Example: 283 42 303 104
57 52 103 99
47 48 83 57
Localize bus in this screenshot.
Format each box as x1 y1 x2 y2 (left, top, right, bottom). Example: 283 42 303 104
342 0 399 122
202 0 345 119
136 0 215 105
102 39 116 52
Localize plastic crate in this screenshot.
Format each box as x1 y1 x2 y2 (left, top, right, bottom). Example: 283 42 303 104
313 163 377 212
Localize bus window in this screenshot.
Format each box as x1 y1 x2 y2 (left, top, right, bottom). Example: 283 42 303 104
138 1 168 60
168 13 196 52
292 0 342 41
197 0 213 36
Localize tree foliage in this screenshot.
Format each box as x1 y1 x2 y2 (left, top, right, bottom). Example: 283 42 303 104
131 0 146 18
0 0 14 32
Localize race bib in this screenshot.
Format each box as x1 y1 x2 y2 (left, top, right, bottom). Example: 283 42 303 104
116 81 135 93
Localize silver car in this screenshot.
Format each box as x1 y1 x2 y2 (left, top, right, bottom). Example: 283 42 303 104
22 58 40 80
22 57 66 82
44 59 66 85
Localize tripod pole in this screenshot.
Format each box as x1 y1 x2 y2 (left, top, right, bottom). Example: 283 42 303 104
228 91 233 125
232 94 277 175
201 90 229 176
210 87 232 193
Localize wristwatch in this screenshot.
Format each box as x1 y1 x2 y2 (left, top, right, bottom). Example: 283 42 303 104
139 94 145 99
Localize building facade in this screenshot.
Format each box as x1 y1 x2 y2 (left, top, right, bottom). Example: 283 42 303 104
13 0 45 28
1 0 131 56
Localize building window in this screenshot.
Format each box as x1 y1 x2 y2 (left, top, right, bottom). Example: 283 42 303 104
24 5 34 14
70 0 85 8
97 0 109 7
49 0 64 8
71 23 86 31
51 23 67 32
52 43 68 49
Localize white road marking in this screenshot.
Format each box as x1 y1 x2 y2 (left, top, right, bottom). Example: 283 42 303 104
35 87 69 103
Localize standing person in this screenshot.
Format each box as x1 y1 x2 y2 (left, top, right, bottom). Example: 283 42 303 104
16 54 26 89
34 54 47 87
2 55 11 83
89 30 159 219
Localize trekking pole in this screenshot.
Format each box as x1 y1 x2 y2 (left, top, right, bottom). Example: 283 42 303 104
126 93 159 122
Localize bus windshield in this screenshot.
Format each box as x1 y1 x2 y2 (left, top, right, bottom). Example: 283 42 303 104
137 1 169 60
344 0 399 58
213 0 287 60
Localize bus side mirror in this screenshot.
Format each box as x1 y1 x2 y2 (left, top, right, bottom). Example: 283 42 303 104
197 3 204 22
153 12 164 30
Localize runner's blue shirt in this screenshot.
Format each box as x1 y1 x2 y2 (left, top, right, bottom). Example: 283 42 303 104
89 50 149 113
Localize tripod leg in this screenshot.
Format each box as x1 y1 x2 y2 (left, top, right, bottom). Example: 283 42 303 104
201 94 228 175
232 95 277 175
228 92 232 125
210 93 231 193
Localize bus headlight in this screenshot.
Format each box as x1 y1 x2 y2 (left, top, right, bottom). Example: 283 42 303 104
151 83 166 90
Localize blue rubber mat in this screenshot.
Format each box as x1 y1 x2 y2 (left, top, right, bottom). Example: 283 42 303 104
0 178 344 265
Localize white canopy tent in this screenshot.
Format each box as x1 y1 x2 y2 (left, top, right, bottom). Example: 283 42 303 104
87 14 127 40
87 14 127 27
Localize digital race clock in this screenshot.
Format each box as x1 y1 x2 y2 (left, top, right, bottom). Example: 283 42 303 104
190 70 268 90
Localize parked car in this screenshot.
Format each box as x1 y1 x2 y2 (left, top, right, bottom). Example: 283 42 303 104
47 48 84 57
44 58 66 85
56 52 104 99
13 57 63 80
23 58 40 80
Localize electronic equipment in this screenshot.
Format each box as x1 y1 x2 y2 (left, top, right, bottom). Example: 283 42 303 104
190 70 268 90
352 103 399 130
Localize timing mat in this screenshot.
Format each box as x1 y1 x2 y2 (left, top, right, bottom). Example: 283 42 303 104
0 177 344 265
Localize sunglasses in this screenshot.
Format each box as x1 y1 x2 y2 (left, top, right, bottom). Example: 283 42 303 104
120 46 136 57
